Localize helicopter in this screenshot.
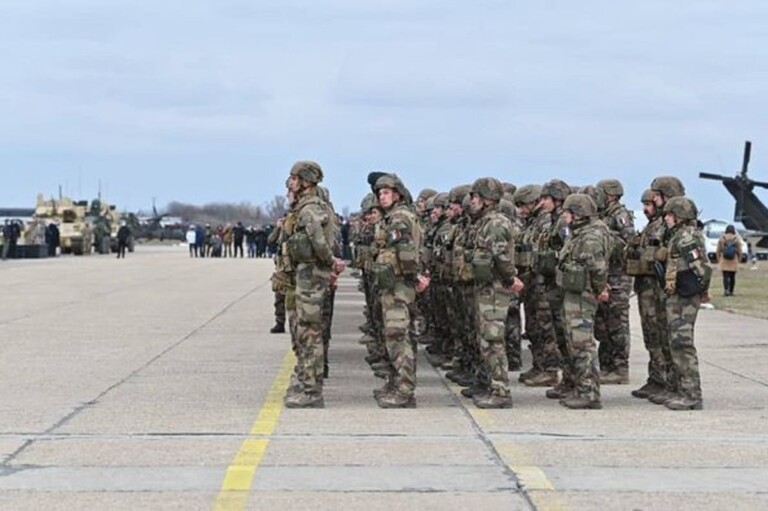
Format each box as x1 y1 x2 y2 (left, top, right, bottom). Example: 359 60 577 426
699 140 768 250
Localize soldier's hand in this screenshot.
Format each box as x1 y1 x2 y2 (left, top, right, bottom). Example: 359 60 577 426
329 272 339 289
333 258 346 274
415 274 430 293
664 282 675 296
511 277 525 294
700 291 711 303
597 289 610 303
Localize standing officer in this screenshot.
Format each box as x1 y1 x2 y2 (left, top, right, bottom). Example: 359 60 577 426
557 194 610 409
660 197 709 410
371 173 428 408
468 178 524 408
283 161 335 408
595 179 635 384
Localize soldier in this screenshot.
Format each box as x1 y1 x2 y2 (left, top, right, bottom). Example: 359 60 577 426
659 196 709 410
512 185 542 378
371 173 428 408
414 188 438 341
426 192 454 368
317 185 344 379
527 180 570 389
282 161 335 408
646 176 687 405
556 194 610 409
595 179 635 384
498 196 524 372
468 178 524 408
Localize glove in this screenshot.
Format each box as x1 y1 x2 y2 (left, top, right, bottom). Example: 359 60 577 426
664 282 675 296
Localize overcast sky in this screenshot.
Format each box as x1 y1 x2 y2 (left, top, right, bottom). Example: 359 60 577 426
2 0 767 220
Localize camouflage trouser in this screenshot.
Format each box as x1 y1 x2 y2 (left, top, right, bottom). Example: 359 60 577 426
454 284 477 375
504 294 522 367
636 277 675 389
322 286 336 376
596 275 631 372
475 283 512 397
563 291 600 402
361 270 375 335
274 290 286 326
380 282 417 398
666 294 702 401
285 283 301 389
295 263 331 396
433 282 453 353
530 276 561 373
546 282 572 388
447 286 463 361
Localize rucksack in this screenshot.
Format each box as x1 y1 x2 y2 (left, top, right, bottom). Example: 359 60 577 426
722 239 737 260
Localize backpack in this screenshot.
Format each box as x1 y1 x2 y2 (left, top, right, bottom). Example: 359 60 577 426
722 239 737 260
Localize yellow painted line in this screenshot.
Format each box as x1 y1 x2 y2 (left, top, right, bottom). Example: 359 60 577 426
510 465 556 491
213 350 296 511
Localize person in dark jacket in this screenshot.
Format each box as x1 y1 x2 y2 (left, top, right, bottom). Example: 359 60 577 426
116 222 131 259
46 221 60 257
233 221 245 258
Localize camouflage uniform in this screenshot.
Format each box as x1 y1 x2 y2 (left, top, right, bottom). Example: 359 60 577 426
556 194 609 409
372 174 423 408
660 197 709 410
283 161 335 408
468 178 519 408
429 193 456 365
414 188 438 341
595 179 635 383
268 223 287 333
499 198 523 370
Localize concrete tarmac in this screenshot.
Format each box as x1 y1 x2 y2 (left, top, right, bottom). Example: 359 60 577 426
1 247 767 510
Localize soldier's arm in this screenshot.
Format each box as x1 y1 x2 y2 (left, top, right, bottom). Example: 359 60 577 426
488 220 517 284
578 234 608 294
302 206 334 265
389 214 420 277
684 232 712 293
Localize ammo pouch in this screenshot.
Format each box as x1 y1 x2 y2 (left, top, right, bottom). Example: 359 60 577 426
287 231 314 263
471 252 493 285
372 262 396 291
626 258 652 276
537 250 557 278
271 271 287 293
516 244 533 268
556 262 587 293
675 269 700 298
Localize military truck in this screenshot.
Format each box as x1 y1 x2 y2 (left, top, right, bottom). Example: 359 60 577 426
34 194 91 255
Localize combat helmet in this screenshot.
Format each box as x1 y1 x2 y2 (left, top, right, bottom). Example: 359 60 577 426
424 195 437 212
541 179 571 201
502 182 517 195
290 160 323 183
640 188 655 203
513 184 542 206
373 173 409 199
499 198 516 219
360 193 378 212
597 178 624 198
317 185 331 203
417 188 438 203
433 192 450 209
663 196 698 221
579 185 606 212
471 177 504 202
448 185 472 204
563 193 598 218
651 176 685 199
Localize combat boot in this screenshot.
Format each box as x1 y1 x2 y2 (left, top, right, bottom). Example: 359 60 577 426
649 390 677 405
364 353 382 365
523 371 559 387
631 381 664 399
546 382 574 400
358 333 376 345
461 384 488 400
269 322 285 334
507 358 522 372
284 393 324 409
560 396 602 410
664 396 703 411
474 393 513 409
373 381 395 400
373 368 389 379
377 393 416 409
600 369 629 385
518 367 540 383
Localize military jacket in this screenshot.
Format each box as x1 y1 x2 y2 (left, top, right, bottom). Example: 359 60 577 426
664 222 711 296
472 207 517 285
537 207 569 280
432 217 456 281
285 190 334 267
558 218 609 295
376 203 422 279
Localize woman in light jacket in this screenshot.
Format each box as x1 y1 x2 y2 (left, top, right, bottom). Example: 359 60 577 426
716 225 743 296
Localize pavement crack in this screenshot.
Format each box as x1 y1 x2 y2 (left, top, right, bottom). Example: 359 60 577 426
0 279 270 467
702 360 768 388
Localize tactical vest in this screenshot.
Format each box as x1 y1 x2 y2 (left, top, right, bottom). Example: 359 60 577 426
285 193 334 265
